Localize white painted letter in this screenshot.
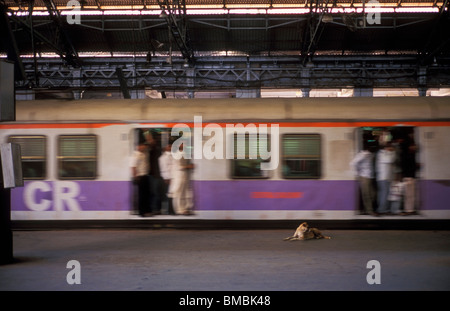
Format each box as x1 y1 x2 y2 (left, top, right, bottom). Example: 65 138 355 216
24 181 52 211
54 181 81 211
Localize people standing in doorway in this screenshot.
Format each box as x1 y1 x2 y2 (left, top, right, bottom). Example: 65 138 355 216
401 131 419 215
376 142 396 215
159 143 176 215
169 143 195 216
130 142 151 217
350 145 376 216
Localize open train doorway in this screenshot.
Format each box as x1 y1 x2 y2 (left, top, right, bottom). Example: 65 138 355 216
354 126 420 216
131 128 174 216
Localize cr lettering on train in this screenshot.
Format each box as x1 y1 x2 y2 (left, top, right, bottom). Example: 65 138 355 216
24 181 82 211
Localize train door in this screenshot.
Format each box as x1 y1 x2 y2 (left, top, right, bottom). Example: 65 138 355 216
132 128 173 216
355 126 420 215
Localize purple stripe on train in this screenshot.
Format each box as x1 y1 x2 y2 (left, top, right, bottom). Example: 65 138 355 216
193 180 357 211
10 179 450 212
421 180 450 211
195 179 450 211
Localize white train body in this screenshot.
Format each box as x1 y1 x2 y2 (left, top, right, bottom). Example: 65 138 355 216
1 97 449 220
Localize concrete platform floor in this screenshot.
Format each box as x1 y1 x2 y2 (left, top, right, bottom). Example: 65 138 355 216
1 229 449 291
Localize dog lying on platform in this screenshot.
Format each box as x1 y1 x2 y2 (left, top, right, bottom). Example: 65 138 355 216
283 222 331 241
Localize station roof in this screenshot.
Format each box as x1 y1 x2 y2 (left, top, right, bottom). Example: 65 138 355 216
2 0 449 56
0 0 449 94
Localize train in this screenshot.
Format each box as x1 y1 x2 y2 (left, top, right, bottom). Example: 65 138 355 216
1 96 449 221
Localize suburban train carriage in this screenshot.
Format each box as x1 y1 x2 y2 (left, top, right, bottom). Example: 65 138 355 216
1 97 449 220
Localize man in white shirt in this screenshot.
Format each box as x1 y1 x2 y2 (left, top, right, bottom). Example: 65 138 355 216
169 143 194 215
350 147 375 215
376 143 395 214
158 143 176 215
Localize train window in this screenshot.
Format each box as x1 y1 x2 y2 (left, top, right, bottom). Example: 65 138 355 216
8 135 47 180
58 135 97 179
282 134 321 179
231 133 270 179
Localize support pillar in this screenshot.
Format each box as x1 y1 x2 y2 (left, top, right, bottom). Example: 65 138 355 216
116 67 131 99
187 67 195 98
0 60 14 265
0 182 12 265
131 89 146 99
72 68 82 99
418 66 428 96
236 89 261 98
353 87 373 97
300 66 311 98
301 88 310 97
418 87 428 97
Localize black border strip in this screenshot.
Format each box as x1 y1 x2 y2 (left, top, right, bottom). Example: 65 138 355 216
11 219 450 231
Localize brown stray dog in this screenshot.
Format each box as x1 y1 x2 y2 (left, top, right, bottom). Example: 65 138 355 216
283 222 331 241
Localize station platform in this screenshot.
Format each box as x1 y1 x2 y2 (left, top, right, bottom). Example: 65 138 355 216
1 225 449 292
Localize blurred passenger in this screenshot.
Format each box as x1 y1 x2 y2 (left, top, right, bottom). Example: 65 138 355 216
376 142 395 214
169 143 195 215
378 130 392 147
388 174 405 215
402 132 419 215
145 130 163 215
391 136 404 177
159 143 176 215
350 146 375 215
130 142 151 217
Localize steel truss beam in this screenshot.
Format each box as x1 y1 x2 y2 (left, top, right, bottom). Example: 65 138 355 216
0 4 26 80
158 0 195 65
301 0 332 64
5 3 81 69
4 11 431 34
42 0 80 67
14 55 450 93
